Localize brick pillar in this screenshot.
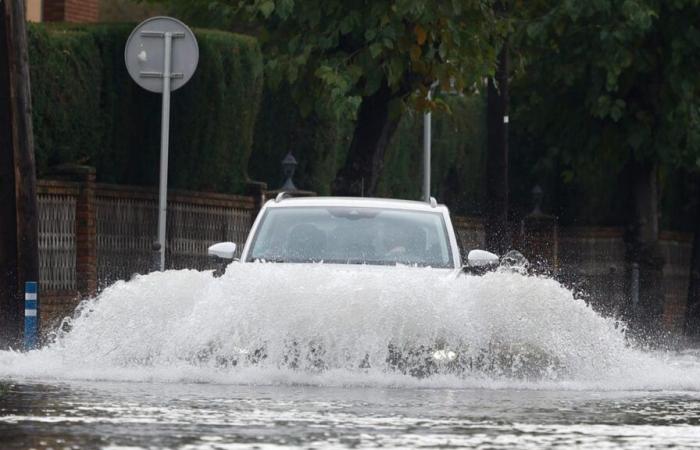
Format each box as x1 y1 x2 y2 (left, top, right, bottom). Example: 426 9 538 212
245 180 268 216
48 164 97 296
75 168 96 295
41 0 65 21
518 186 559 272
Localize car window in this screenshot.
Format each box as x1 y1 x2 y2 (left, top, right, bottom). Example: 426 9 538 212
247 206 453 268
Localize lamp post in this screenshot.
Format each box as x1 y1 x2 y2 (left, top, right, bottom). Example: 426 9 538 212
281 152 298 191
423 81 440 203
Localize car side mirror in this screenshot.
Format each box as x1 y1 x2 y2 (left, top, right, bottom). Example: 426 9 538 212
462 249 500 275
467 249 499 267
208 242 237 260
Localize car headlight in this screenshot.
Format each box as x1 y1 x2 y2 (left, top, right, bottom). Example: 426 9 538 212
432 349 457 362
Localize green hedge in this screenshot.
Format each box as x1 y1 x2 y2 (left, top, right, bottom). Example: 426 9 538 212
28 23 262 193
27 22 487 204
249 89 487 206
378 93 487 214
249 84 352 195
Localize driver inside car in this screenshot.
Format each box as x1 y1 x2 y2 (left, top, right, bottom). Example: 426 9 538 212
383 224 426 262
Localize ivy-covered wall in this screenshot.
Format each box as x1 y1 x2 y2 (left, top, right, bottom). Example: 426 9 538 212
28 23 263 193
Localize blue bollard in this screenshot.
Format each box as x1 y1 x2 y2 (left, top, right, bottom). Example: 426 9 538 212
24 281 38 350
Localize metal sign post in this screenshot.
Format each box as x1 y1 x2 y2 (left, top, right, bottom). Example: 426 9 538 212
24 281 38 350
125 17 199 270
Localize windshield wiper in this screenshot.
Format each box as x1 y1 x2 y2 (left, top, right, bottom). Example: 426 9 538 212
253 257 286 263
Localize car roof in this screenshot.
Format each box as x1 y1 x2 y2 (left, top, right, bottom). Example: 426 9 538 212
264 196 449 213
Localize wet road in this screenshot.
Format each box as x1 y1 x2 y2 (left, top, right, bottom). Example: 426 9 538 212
2 380 700 449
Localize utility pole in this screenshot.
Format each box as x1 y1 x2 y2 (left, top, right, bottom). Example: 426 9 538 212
485 39 511 255
0 0 39 349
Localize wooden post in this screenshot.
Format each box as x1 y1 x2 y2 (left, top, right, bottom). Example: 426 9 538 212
0 0 39 348
0 5 19 347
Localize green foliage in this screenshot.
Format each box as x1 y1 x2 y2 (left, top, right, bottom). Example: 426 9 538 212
516 0 700 169
28 23 263 193
245 0 500 116
511 0 700 224
153 0 502 197
28 26 103 172
249 84 352 194
162 0 500 114
378 92 487 214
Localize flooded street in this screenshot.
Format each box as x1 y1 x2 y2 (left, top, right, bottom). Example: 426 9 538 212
2 380 700 449
2 265 700 448
6 0 700 446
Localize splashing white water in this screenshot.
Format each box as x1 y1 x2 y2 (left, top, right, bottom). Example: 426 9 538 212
1 264 699 390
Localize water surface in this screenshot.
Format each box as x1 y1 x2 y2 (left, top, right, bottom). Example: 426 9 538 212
2 381 700 449
2 265 700 448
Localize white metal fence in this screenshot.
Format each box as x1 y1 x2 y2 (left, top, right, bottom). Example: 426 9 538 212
38 193 77 291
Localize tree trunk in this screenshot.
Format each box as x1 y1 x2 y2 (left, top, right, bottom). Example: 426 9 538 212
0 0 39 349
685 173 700 338
484 42 510 255
333 81 403 197
626 160 664 338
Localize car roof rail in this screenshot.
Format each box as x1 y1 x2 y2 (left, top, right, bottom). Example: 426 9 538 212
429 196 438 208
275 191 292 203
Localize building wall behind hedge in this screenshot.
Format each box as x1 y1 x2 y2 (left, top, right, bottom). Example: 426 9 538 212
28 23 263 194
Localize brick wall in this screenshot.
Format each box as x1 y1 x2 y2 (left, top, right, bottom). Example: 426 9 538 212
37 172 260 334
40 291 79 336
660 231 693 332
42 0 98 22
558 227 628 316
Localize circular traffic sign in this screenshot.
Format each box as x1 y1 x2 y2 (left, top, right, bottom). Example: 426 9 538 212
124 16 199 93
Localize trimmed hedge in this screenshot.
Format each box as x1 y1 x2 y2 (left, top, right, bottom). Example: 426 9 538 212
27 22 487 206
249 89 487 206
378 93 487 215
28 23 262 193
249 84 352 195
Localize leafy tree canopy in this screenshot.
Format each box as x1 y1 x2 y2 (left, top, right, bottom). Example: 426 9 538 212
513 0 700 178
153 0 510 194
183 0 503 118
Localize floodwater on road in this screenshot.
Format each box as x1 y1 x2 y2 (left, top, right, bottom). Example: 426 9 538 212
2 380 700 449
1 264 700 448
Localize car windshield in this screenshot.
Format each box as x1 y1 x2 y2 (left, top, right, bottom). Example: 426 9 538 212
247 206 453 268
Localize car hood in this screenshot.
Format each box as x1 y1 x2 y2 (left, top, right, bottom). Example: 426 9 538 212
233 261 460 277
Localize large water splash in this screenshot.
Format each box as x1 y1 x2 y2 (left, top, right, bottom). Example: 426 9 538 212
1 264 699 390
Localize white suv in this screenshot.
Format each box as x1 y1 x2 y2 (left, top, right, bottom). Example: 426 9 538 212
208 194 497 272
205 195 542 377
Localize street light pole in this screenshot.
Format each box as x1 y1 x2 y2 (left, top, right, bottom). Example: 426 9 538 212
423 108 431 203
422 82 439 203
